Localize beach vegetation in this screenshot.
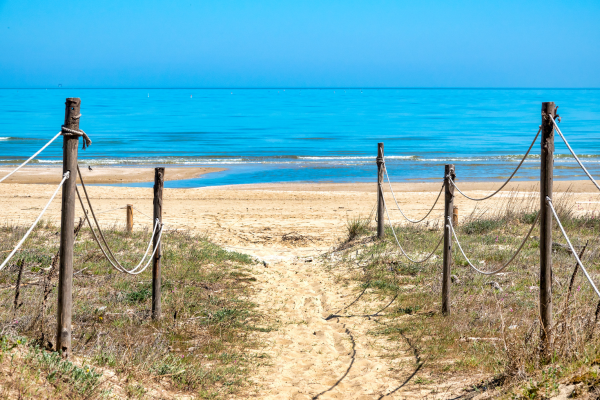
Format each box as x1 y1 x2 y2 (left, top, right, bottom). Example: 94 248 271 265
326 189 600 398
346 214 372 242
0 222 266 399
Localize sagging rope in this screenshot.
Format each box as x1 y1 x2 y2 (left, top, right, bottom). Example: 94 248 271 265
547 197 600 299
450 125 542 201
0 172 69 271
94 206 127 215
383 164 444 224
0 122 92 184
382 194 444 263
448 210 540 275
550 115 600 193
76 165 162 275
132 206 154 220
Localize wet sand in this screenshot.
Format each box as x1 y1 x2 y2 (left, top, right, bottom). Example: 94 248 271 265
0 166 224 184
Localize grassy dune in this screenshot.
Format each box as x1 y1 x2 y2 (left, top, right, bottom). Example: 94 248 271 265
0 222 267 399
330 191 600 399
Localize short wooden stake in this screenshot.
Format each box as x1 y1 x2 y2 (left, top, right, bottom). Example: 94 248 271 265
452 206 459 226
152 167 164 320
56 98 80 357
442 164 455 315
540 102 556 351
376 143 385 238
126 204 133 233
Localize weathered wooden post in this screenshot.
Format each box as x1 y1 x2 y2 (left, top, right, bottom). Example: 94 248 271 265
442 164 455 315
540 102 556 351
152 168 164 320
126 204 133 232
452 206 459 226
377 143 385 238
56 98 80 357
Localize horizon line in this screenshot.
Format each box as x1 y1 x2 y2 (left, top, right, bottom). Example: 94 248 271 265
1 87 600 90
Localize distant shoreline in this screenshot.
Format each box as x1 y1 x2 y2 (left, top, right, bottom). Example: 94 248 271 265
208 180 600 193
2 166 599 192
0 166 225 184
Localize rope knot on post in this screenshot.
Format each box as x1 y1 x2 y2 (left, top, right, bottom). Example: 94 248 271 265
61 126 92 149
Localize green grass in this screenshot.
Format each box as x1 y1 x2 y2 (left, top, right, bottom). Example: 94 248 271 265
0 222 266 399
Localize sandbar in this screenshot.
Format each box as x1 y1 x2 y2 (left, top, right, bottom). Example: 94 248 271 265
0 166 225 184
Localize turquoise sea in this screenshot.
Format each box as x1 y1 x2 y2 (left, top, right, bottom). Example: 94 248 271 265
1 88 599 188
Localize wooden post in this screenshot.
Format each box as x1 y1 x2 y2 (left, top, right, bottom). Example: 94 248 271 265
152 168 164 320
442 164 455 315
376 143 385 238
56 98 80 357
452 206 459 226
540 102 556 351
126 204 133 233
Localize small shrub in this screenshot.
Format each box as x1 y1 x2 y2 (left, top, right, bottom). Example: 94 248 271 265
521 212 537 224
125 287 151 303
30 346 102 396
462 219 503 235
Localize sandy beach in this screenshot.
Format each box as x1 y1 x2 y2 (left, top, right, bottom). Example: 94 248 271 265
1 176 599 250
2 174 599 398
1 174 598 248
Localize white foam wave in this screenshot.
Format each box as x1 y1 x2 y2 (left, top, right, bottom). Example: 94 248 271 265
27 154 600 167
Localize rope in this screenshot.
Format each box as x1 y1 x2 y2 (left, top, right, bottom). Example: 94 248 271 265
383 164 444 223
76 187 161 275
448 210 540 275
61 126 92 149
0 132 62 183
76 165 161 275
550 115 600 193
547 197 600 299
382 194 444 263
1 120 93 184
94 206 127 215
132 206 154 220
450 126 542 201
0 172 69 271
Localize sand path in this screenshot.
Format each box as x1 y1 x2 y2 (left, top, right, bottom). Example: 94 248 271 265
232 245 480 399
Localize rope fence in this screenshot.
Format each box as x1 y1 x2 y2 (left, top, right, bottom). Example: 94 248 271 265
448 210 540 275
76 182 162 276
0 98 166 358
382 192 444 264
373 102 600 347
383 168 445 224
2 98 600 358
449 125 542 201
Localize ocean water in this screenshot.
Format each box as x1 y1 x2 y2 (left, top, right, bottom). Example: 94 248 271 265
1 88 600 188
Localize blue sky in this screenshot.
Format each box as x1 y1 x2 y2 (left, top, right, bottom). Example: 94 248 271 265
0 0 599 88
